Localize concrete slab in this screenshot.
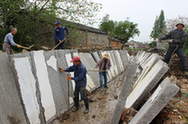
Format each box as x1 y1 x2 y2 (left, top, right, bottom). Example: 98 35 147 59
55 50 72 107
119 50 129 70
129 77 179 124
12 55 40 124
109 51 119 75
0 53 28 124
114 50 124 72
78 52 100 87
32 50 56 121
44 51 68 116
125 60 169 109
141 54 160 70
91 52 101 63
110 61 137 124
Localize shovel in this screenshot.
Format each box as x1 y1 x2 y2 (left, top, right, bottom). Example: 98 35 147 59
51 38 67 50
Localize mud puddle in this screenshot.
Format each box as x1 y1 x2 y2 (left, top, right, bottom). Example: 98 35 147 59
50 72 126 124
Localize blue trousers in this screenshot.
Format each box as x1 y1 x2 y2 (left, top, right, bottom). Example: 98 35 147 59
164 46 187 71
99 72 107 88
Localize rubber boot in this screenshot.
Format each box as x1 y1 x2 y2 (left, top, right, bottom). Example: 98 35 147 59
84 100 89 114
72 97 79 112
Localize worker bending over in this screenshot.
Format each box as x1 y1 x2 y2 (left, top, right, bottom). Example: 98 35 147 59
59 56 89 114
3 28 21 55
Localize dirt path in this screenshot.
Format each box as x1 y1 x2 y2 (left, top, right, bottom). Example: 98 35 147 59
50 72 126 124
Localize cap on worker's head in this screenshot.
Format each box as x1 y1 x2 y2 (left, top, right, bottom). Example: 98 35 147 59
70 56 81 62
54 21 61 25
103 54 110 59
176 22 184 27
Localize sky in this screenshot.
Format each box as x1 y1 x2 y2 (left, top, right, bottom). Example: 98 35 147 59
92 0 188 42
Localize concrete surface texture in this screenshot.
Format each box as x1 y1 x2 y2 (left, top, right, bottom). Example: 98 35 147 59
110 61 137 124
125 59 169 109
129 77 180 124
0 53 27 124
33 51 56 121
0 49 134 123
13 56 40 123
44 50 68 117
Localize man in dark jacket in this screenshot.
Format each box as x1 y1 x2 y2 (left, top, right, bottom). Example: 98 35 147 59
59 56 89 114
95 53 112 88
159 22 188 74
54 21 69 49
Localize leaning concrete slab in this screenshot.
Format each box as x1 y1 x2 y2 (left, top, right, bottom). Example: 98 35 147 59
72 52 97 91
110 61 137 124
109 51 119 75
32 50 56 121
78 52 100 87
44 50 68 116
119 50 129 70
114 50 124 72
125 59 169 109
129 77 179 124
91 52 101 63
12 53 41 124
0 53 28 124
55 50 72 108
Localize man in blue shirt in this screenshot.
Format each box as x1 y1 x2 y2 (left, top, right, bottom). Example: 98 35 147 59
59 56 89 114
3 28 21 55
54 21 69 49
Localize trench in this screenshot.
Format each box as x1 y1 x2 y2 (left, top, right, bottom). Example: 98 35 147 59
50 71 127 124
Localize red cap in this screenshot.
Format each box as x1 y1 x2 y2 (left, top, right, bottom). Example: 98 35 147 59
70 56 80 62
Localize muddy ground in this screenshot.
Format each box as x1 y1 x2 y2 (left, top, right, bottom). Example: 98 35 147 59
50 72 126 124
51 51 188 124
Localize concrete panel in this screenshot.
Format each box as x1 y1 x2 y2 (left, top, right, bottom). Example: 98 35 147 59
125 60 169 109
114 50 124 72
55 50 71 108
78 53 100 87
108 51 119 75
44 51 68 116
119 50 128 70
0 53 28 124
33 51 56 121
13 56 40 123
129 77 179 124
91 52 101 63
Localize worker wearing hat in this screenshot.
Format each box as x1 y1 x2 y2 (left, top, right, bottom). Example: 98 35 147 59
159 22 188 75
95 53 112 88
59 56 89 114
54 21 69 49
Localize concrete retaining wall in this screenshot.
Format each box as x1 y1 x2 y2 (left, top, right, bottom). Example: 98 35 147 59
0 49 128 124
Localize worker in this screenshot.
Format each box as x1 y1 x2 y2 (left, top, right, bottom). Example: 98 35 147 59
3 28 21 55
54 21 69 49
59 56 89 114
159 22 188 75
95 53 112 88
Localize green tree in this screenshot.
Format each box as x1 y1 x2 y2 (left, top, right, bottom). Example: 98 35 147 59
0 0 102 50
150 10 166 40
112 21 139 43
99 14 115 34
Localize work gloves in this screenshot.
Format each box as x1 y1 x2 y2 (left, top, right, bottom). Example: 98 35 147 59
17 45 21 48
59 67 65 72
67 76 71 80
169 39 173 43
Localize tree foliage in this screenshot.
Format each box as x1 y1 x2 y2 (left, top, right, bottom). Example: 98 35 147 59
0 0 102 50
112 21 139 43
150 10 166 40
99 15 139 43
